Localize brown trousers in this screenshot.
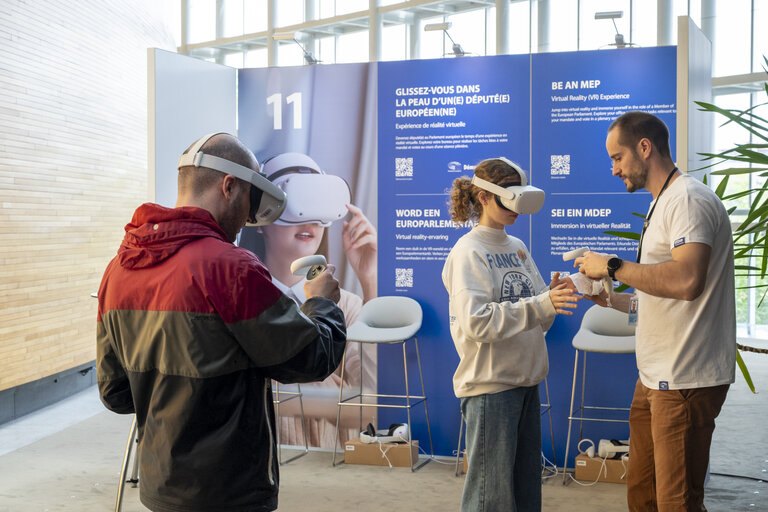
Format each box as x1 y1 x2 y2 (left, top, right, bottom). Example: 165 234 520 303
627 379 729 512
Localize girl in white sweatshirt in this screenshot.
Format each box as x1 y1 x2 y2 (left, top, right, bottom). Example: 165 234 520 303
442 157 578 512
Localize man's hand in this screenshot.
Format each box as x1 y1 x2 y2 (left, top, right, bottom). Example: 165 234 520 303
304 264 341 303
575 251 612 280
550 284 581 315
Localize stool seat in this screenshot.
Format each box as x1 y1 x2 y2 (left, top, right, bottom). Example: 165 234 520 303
347 323 419 344
572 331 635 353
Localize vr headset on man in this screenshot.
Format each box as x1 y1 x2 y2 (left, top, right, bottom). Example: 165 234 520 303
470 157 545 215
177 133 287 226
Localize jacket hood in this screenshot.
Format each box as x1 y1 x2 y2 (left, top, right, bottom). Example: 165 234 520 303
117 203 228 269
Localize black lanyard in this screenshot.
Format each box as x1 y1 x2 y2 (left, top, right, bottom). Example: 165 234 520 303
636 167 678 263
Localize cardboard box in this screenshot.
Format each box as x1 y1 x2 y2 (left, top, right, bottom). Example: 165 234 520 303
344 438 419 467
574 454 629 484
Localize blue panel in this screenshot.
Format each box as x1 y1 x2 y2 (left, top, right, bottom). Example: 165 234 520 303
377 55 531 456
531 46 677 466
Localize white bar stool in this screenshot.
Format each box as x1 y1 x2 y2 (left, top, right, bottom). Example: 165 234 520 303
331 296 434 471
562 304 636 483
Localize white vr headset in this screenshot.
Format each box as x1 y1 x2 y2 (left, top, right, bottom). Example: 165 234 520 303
262 152 351 228
470 157 545 215
177 133 287 226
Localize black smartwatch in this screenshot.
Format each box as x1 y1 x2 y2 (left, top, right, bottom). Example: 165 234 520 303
607 257 623 280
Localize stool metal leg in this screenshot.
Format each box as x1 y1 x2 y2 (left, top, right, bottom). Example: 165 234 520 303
542 377 557 467
331 350 348 466
562 348 580 484
414 337 434 458
116 415 138 512
274 382 309 465
455 412 465 477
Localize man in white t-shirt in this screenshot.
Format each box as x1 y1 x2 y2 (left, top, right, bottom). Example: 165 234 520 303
576 111 736 511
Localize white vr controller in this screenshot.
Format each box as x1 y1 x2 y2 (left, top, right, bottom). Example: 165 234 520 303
290 255 327 281
562 247 614 304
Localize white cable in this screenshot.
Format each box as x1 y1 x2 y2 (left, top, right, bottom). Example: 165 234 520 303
565 456 609 486
541 453 559 480
376 439 393 468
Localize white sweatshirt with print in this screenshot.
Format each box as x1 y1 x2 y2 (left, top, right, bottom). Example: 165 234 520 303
442 225 555 398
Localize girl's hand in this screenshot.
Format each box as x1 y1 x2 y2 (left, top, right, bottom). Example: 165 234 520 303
549 283 581 315
342 204 377 293
550 271 578 292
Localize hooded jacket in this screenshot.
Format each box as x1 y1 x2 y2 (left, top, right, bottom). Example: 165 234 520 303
96 203 346 512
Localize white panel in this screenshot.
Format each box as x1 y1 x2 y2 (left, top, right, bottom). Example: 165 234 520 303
148 49 237 207
676 16 713 177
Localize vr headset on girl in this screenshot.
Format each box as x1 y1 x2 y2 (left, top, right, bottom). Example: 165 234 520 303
470 157 545 215
261 152 351 227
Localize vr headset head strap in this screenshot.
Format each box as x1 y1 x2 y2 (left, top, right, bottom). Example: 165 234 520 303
177 133 287 225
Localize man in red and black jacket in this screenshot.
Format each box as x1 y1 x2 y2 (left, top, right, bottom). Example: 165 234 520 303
96 133 347 512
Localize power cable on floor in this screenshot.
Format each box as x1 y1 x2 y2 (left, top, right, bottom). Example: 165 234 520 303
709 472 766 483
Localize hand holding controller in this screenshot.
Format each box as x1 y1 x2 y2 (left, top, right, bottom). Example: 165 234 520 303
290 255 327 281
562 247 614 305
291 255 341 303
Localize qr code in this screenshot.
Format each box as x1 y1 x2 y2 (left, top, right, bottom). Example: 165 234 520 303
395 268 413 288
551 154 570 176
395 157 413 177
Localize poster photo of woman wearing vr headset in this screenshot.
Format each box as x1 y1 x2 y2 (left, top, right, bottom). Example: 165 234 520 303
239 152 378 450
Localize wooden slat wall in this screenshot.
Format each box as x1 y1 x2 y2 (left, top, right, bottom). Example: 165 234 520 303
0 0 176 390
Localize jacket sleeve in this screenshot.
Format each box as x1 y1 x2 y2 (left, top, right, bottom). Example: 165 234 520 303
444 246 556 343
96 319 135 414
258 297 348 383
225 255 347 384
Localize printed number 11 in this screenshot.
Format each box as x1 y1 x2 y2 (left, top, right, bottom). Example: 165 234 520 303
266 92 303 130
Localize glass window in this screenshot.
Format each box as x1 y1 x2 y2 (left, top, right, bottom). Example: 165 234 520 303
222 0 243 38
547 0 578 52
579 0 630 51
753 0 768 72
243 0 267 33
446 9 487 57
188 0 216 44
277 39 305 66
277 0 304 27
382 24 407 62
509 1 531 55
336 30 369 63
486 7 496 55
336 0 366 16
245 48 268 68
318 0 335 19
224 51 245 68
631 0 657 48
714 0 751 76
318 36 335 63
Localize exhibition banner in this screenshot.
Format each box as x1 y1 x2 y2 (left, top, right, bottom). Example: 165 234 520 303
235 46 677 461
377 55 531 454
530 47 677 464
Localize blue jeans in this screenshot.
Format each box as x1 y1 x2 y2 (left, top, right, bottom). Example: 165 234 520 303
461 385 542 512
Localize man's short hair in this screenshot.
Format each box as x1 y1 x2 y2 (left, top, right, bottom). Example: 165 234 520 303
178 134 258 195
609 111 672 159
